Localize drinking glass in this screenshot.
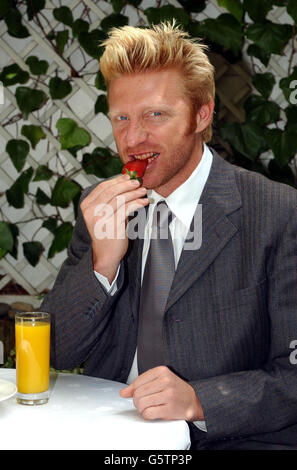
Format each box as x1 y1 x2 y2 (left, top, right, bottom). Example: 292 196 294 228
15 312 50 405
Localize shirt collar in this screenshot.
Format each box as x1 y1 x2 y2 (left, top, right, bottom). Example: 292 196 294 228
147 144 213 230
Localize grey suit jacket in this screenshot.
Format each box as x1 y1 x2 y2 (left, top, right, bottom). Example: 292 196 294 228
41 150 297 449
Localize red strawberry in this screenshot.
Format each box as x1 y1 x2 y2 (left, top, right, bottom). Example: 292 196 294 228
122 159 148 184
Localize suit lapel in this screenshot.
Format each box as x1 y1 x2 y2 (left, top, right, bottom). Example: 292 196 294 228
166 151 242 312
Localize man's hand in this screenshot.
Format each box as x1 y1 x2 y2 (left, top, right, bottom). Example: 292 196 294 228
80 174 149 283
120 366 204 422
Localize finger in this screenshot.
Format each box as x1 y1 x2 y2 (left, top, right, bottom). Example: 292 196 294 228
132 377 165 401
120 385 134 398
93 198 149 241
130 366 169 391
142 405 168 421
87 174 130 203
88 176 141 206
93 187 147 219
134 390 167 415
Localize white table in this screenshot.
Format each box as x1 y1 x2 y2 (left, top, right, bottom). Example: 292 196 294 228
0 368 191 450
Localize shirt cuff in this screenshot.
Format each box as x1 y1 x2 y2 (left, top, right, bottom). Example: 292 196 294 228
193 420 207 432
93 265 120 296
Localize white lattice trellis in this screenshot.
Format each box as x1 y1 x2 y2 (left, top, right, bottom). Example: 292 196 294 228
0 0 295 294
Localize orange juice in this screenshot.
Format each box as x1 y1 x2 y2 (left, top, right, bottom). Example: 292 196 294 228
15 321 50 394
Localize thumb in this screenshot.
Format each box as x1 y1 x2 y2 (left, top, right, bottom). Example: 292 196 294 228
120 384 134 398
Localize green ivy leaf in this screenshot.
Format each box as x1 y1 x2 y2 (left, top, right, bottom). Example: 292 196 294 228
220 122 267 160
0 222 14 252
95 94 108 115
242 0 272 22
78 29 106 60
144 5 190 26
94 71 106 91
268 159 295 188
246 21 292 55
48 222 73 258
82 147 123 178
244 95 280 125
6 139 29 172
6 167 34 208
246 44 270 67
51 177 81 208
196 14 243 55
265 127 297 167
49 77 72 100
279 66 297 103
0 64 29 86
42 218 58 233
272 0 288 5
21 125 46 149
53 6 73 26
35 188 51 205
23 241 44 267
0 0 13 17
111 0 126 14
128 0 142 6
285 105 297 127
25 56 49 75
25 0 45 20
33 165 53 182
71 19 89 38
56 118 91 150
56 30 69 55
101 13 129 33
15 86 47 119
177 0 206 13
287 0 297 23
7 223 19 259
217 0 243 23
252 73 275 99
4 9 30 38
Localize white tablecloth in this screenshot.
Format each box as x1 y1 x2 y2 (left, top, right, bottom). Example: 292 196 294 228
0 368 191 450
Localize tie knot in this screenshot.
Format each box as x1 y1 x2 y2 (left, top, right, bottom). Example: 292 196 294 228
151 201 174 239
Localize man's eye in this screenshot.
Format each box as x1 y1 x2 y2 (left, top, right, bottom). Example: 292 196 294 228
151 111 162 117
117 115 128 121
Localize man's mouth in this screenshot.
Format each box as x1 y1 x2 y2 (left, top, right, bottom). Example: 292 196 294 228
130 152 160 163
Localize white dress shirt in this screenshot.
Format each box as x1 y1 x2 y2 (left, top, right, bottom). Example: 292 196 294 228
94 144 213 431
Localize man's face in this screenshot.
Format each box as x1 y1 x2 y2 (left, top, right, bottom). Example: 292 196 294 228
108 68 203 196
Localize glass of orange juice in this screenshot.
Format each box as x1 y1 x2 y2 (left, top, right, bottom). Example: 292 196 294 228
15 312 50 405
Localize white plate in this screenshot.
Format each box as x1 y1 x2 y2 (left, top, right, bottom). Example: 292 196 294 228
0 379 17 402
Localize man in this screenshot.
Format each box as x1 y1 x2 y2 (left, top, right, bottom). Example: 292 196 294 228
41 23 297 450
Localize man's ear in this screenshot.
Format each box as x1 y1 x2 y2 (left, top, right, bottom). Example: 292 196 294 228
195 101 215 133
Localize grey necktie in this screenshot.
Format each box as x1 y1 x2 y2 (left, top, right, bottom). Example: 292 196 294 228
137 201 175 374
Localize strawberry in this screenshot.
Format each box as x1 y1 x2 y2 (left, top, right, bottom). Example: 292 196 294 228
122 159 148 184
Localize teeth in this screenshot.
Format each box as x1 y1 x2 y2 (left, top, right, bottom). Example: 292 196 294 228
134 152 159 160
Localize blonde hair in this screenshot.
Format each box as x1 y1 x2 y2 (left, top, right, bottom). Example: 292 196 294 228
99 22 215 142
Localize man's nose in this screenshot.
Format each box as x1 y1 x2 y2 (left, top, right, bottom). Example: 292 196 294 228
125 121 148 148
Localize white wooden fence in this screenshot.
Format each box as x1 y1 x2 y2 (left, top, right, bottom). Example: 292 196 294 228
0 0 295 294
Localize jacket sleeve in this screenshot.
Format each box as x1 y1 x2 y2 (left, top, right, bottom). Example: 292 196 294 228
40 188 124 371
190 205 297 440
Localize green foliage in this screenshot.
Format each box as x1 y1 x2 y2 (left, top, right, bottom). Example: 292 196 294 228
196 13 244 55
15 86 47 119
0 0 296 270
0 64 29 86
0 221 14 253
6 139 30 171
56 118 90 150
23 241 44 266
